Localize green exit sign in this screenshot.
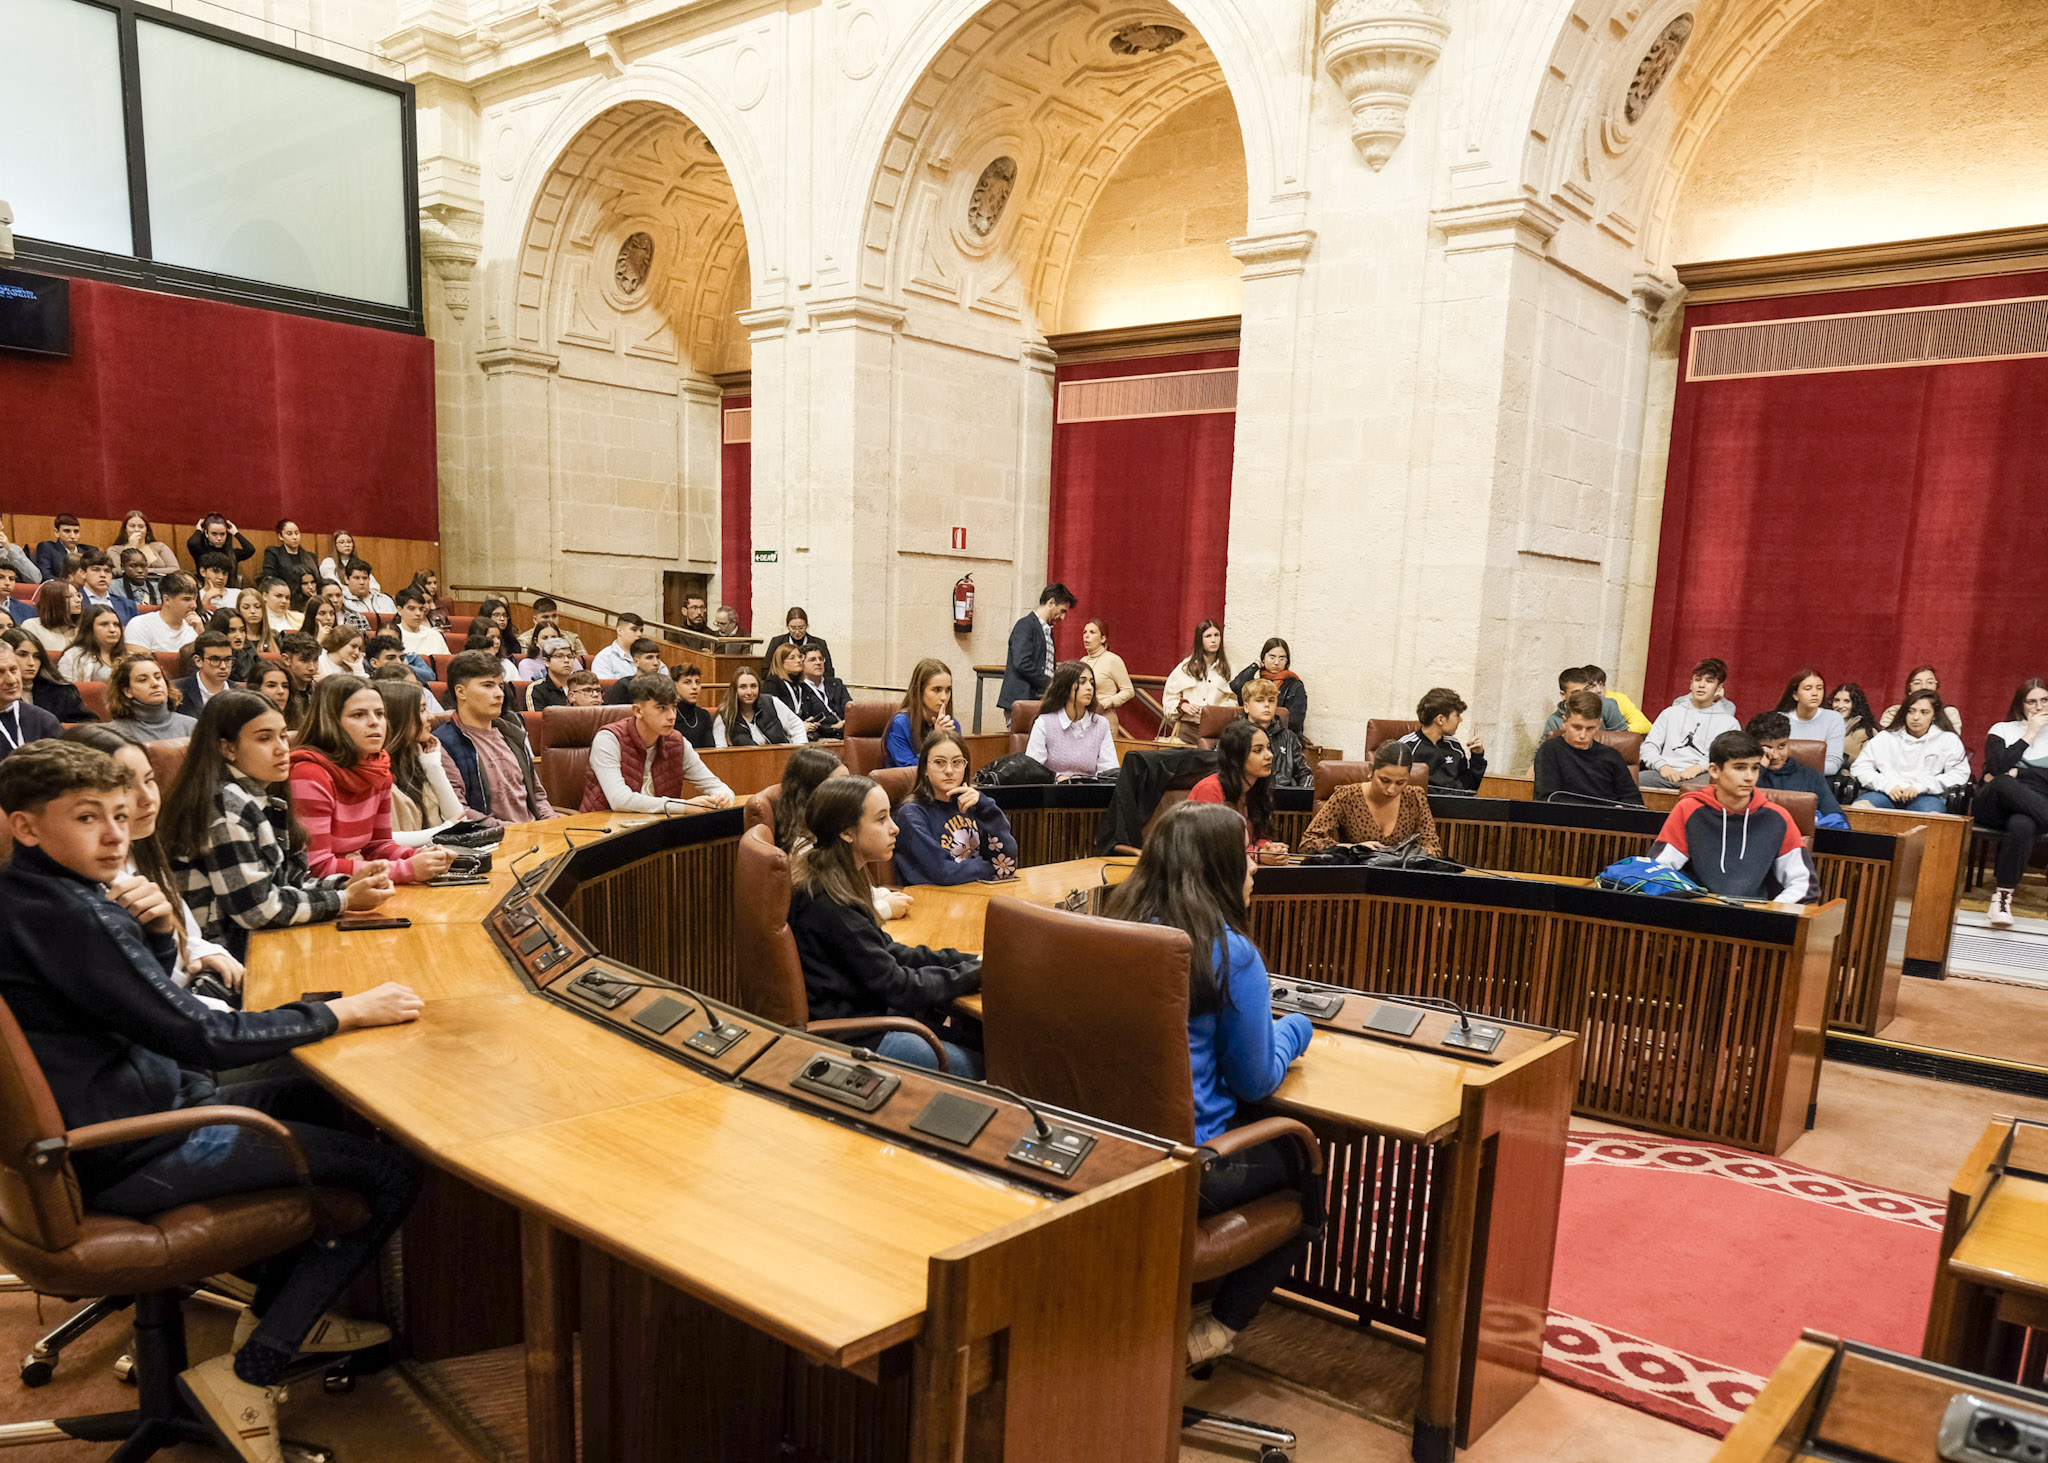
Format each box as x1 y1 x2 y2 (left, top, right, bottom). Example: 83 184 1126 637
753 549 778 563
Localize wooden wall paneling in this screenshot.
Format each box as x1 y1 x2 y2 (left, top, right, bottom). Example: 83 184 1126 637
401 1166 527 1361
521 1213 578 1463
1845 807 1967 975
564 839 741 1007
346 535 441 593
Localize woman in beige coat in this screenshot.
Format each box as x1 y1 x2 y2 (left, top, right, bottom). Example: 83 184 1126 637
1080 617 1134 739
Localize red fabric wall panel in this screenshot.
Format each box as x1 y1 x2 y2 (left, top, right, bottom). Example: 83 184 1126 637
1046 349 1238 687
721 396 752 632
0 276 436 538
1647 271 2048 743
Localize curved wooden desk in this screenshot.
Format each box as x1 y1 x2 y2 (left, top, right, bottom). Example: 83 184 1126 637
894 861 1581 1462
245 814 1196 1463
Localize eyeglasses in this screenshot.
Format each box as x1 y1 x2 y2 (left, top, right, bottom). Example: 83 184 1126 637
200 655 234 668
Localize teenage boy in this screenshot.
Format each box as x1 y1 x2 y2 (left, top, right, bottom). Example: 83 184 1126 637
1541 666 1628 737
0 738 423 1457
277 632 321 729
394 588 448 658
565 670 604 707
115 548 160 608
122 572 204 655
998 583 1076 713
528 641 579 711
592 614 648 680
520 597 586 658
195 552 238 612
1396 688 1487 791
1747 712 1849 830
1650 730 1814 904
1581 664 1652 734
648 663 717 747
434 651 552 823
1640 658 1740 791
0 641 61 762
365 634 443 705
31 514 82 583
77 548 136 623
1240 678 1312 789
174 632 238 712
602 641 671 702
1534 690 1643 803
341 560 394 629
579 673 733 815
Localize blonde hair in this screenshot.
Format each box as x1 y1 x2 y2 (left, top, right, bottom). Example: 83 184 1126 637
1240 677 1279 705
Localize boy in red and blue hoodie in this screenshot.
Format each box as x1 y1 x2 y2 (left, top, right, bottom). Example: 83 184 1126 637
1650 730 1815 904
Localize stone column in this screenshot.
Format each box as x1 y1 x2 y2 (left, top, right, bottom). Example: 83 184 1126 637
678 376 724 579
474 345 559 589
736 305 794 637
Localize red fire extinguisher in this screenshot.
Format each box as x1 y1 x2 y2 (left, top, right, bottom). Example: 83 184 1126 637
953 573 975 632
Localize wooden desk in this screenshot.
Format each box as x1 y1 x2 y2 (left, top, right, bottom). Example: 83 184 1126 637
1719 1330 2048 1460
896 862 1580 1461
1420 795 1924 1036
1925 1116 2048 1384
245 816 1197 1463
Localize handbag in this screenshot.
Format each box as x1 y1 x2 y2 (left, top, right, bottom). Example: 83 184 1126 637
974 752 1056 787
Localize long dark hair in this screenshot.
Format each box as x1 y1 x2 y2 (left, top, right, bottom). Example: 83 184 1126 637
2006 679 2048 724
722 667 787 745
1773 668 1826 715
1892 688 1953 739
474 598 523 661
1180 618 1228 681
773 746 844 853
1040 660 1094 721
900 658 952 750
797 774 880 919
1214 717 1274 843
1832 681 1877 733
158 690 303 863
63 723 191 958
1105 801 1251 1017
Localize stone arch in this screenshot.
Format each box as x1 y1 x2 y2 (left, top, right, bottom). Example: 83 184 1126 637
848 1 1259 335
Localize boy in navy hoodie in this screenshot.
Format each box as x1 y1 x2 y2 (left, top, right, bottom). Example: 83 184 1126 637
1746 712 1849 830
1650 730 1815 903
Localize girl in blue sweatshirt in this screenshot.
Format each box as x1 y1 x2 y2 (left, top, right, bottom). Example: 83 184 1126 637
891 731 1019 885
1108 800 1315 1367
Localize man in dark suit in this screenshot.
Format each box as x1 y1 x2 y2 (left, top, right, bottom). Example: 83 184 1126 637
997 583 1075 714
795 644 849 738
31 515 84 585
171 632 239 716
0 641 62 759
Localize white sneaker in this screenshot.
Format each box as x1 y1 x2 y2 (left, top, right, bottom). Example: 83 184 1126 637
1990 889 2016 929
1186 1313 1238 1368
233 1307 391 1355
177 1352 286 1463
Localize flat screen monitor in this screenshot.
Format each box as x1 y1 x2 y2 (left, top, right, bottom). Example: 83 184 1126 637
0 269 71 357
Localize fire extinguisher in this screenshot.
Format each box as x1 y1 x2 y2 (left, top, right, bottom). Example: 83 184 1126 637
953 573 975 632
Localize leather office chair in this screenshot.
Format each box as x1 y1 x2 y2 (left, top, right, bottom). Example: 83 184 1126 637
1597 730 1646 769
1006 699 1041 757
151 652 184 685
1364 718 1419 754
76 682 111 722
1764 788 1818 840
531 704 633 811
444 616 474 643
1311 760 1370 810
1194 704 1240 748
0 993 367 1458
979 899 1319 1459
840 701 897 776
1787 738 1826 774
730 826 948 1068
744 768 910 834
142 739 188 793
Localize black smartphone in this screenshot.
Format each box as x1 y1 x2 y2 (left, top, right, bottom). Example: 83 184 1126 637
300 990 344 1003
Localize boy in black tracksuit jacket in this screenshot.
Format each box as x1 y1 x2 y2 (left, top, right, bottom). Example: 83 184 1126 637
1650 730 1816 903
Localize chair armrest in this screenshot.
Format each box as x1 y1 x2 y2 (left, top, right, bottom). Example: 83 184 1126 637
62 1106 310 1183
806 1018 952 1073
1204 1116 1323 1176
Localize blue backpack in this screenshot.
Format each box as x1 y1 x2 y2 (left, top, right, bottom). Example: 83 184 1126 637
1595 856 1708 898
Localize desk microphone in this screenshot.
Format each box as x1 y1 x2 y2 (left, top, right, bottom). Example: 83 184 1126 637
561 826 612 848
509 843 548 888
852 1046 1052 1139
1391 993 1476 1038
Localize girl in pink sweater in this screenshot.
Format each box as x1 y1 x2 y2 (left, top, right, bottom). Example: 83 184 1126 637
289 676 456 883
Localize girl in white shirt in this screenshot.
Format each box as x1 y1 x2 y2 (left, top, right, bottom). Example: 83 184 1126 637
317 625 368 680
1158 618 1232 744
319 531 381 594
1849 690 1969 813
59 605 135 684
1024 661 1118 776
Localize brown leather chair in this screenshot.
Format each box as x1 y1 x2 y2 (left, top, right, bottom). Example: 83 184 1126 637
1765 787 1818 841
1007 699 1041 757
444 616 474 644
1597 730 1646 769
143 738 188 793
531 704 633 811
978 899 1319 1451
742 784 781 835
730 826 948 1067
1787 738 1826 774
1365 718 1419 754
840 701 897 776
151 651 184 685
0 992 367 1455
1312 759 1371 810
1194 703 1240 748
76 682 110 721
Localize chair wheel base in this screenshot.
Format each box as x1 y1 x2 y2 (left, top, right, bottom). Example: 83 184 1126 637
18 1360 51 1388
1260 1450 1291 1463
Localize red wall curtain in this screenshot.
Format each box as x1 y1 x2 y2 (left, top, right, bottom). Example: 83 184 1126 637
720 396 752 632
0 276 437 538
1046 349 1238 721
1647 271 2048 747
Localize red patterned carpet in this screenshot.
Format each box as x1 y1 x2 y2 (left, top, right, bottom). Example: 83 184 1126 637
1542 1132 1944 1436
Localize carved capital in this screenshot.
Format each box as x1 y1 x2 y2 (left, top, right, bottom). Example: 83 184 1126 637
1229 229 1317 281
735 305 796 342
476 344 559 378
1318 0 1451 171
1431 197 1564 258
418 204 483 320
1631 269 1681 318
805 296 908 335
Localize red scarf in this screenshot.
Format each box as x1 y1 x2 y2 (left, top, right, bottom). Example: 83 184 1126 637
288 746 392 804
